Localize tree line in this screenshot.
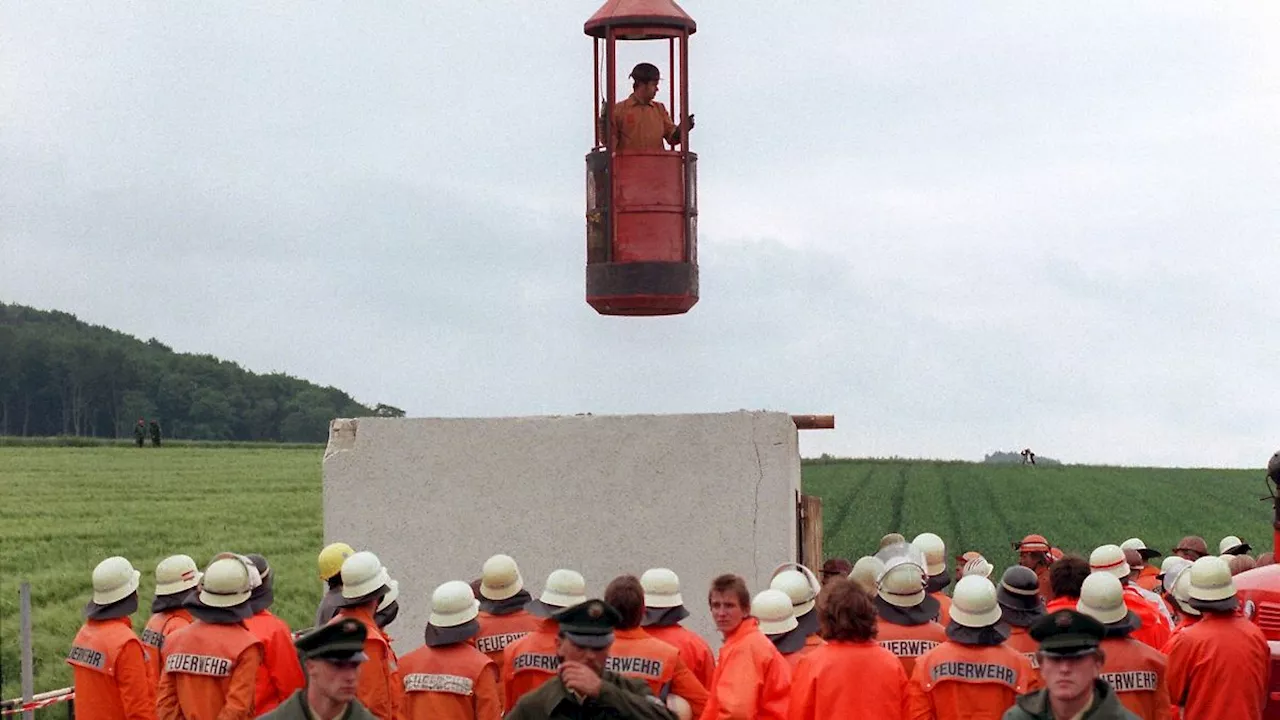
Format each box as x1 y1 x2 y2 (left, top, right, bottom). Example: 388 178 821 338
0 303 396 443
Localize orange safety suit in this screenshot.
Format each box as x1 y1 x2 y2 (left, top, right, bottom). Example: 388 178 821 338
142 608 194 688
475 608 540 706
399 641 501 720
700 618 791 720
1044 595 1076 614
787 639 909 720
931 593 953 626
502 618 562 710
1124 588 1172 651
1099 636 1171 720
907 641 1033 720
1166 611 1269 720
242 609 306 714
1168 614 1199 640
783 635 825 669
1136 565 1161 592
610 95 678 152
606 628 708 718
334 606 404 720
157 621 263 720
877 619 947 677
67 616 156 720
1004 626 1043 688
646 623 716 689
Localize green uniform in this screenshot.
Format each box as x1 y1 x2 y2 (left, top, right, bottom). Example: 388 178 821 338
1002 679 1139 720
505 671 676 720
254 690 378 720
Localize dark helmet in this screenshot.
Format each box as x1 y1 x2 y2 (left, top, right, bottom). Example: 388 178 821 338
1268 451 1280 481
630 63 660 83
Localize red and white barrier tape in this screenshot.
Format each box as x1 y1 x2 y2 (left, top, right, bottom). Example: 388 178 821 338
0 692 74 716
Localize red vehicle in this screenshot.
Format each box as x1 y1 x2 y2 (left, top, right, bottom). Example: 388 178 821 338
1231 451 1280 717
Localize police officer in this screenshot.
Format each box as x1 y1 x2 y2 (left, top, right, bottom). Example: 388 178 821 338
1003 610 1138 719
333 551 403 720
316 542 356 627
258 619 379 719
640 568 715 689
156 553 265 720
142 555 202 687
503 568 589 708
242 553 305 714
399 580 501 720
1075 574 1170 719
997 566 1045 677
67 556 154 720
474 554 540 704
505 599 677 720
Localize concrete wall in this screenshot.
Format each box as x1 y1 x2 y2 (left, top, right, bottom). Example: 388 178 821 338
322 411 800 651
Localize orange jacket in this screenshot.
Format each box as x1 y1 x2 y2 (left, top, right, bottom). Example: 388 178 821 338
1099 636 1170 720
699 618 790 720
931 593 952 626
1044 596 1076 614
788 639 909 720
399 641 501 720
1035 566 1053 604
243 609 306 714
1124 588 1172 651
501 619 561 710
1135 565 1161 592
143 609 194 688
876 619 947 677
1168 615 1200 640
475 608 540 706
907 641 1033 720
156 620 263 720
67 617 156 720
335 606 404 720
646 623 716 689
1166 612 1269 720
606 628 708 718
783 635 825 669
1004 626 1043 690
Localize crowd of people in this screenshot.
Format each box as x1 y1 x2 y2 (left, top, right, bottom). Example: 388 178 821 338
65 529 1273 720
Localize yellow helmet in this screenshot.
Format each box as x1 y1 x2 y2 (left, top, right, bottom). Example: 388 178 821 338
318 542 356 581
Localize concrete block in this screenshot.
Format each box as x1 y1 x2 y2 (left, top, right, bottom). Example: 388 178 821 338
323 411 800 651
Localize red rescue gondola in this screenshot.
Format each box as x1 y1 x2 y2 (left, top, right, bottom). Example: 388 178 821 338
584 0 698 316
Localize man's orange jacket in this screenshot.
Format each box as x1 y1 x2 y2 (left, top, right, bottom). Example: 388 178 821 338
475 608 540 707
645 623 716 688
67 616 156 720
399 641 501 720
787 639 909 720
142 609 194 688
501 618 561 710
335 606 404 720
1099 636 1171 720
156 620 263 720
1166 612 1269 720
606 628 708 718
1124 588 1172 651
243 609 306 714
907 641 1034 720
931 593 953 626
1004 627 1043 690
876 619 947 677
699 618 791 720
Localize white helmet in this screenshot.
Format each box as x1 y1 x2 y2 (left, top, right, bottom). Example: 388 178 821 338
378 579 399 612
875 543 929 608
850 556 884 594
341 551 390 600
950 575 1002 628
1089 545 1129 580
666 695 693 720
1219 536 1250 555
1076 573 1128 625
539 569 587 609
199 557 253 608
911 533 947 576
480 554 524 601
1158 555 1191 585
641 568 684 608
430 580 480 628
154 555 201 597
92 557 141 606
770 563 821 616
1187 556 1235 603
1171 566 1201 616
751 589 798 636
962 556 994 579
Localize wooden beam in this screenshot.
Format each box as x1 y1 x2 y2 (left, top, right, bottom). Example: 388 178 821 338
799 494 824 575
791 414 835 430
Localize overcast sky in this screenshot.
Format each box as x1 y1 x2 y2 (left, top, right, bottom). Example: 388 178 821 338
4 3 1278 467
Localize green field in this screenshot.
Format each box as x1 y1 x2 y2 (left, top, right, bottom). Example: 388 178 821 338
1 448 1272 699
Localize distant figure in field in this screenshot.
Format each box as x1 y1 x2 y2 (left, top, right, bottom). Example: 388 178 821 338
1021 449 1036 465
149 419 162 447
134 418 146 448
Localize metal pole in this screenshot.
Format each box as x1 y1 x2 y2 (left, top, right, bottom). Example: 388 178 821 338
20 581 33 720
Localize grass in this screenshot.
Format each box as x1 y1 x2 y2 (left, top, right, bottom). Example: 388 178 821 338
1 449 1273 701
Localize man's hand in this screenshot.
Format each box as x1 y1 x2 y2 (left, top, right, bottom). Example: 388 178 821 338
559 661 604 699
685 113 695 131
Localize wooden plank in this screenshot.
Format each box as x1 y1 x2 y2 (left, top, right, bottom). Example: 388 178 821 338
799 494 824 575
791 415 835 430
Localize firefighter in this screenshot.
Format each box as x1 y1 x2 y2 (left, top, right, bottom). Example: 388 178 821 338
701 573 790 720
788 577 910 720
960 555 993 581
753 589 823 668
333 551 403 720
142 554 202 687
399 580 500 720
769 563 822 643
640 568 716 689
1089 545 1171 650
601 575 707 717
873 543 947 677
1165 556 1270 720
1154 557 1191 622
1120 538 1163 592
1164 565 1201 635
504 599 680 720
1044 555 1090 613
316 542 356 627
1075 574 1170 720
849 556 884 595
503 568 588 709
243 554 306 714
818 558 852 586
1170 536 1209 562
908 575 1035 720
157 554 265 720
880 533 906 549
1123 549 1176 629
1002 610 1138 720
67 556 154 720
475 553 539 705
1229 553 1258 575
1218 535 1251 556
1013 534 1054 602
257 619 378 720
912 533 953 625
376 580 400 630
996 566 1045 679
